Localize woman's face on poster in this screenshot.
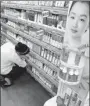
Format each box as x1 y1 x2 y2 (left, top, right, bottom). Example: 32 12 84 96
67 2 89 39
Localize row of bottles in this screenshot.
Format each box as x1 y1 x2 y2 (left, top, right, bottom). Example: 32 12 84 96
64 89 82 106
34 13 43 24
59 64 82 84
59 47 85 84
42 33 63 49
46 14 59 28
25 51 58 78
25 54 43 69
57 84 82 106
43 64 57 78
3 6 67 31
41 48 61 66
44 13 67 30
25 49 58 78
27 54 57 78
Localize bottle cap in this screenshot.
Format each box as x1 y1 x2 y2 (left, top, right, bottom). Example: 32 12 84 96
74 70 79 75
69 69 74 75
60 66 64 70
63 67 67 73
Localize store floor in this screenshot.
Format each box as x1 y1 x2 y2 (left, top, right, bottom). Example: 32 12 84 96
1 72 51 106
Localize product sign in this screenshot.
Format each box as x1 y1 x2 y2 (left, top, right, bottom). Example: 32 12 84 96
42 11 49 17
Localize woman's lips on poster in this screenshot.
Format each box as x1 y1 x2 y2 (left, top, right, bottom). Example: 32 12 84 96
71 29 78 33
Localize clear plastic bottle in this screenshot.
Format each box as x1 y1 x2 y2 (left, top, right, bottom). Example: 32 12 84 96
64 88 72 106
41 48 44 57
68 69 74 82
69 93 77 106
50 37 53 45
59 66 64 79
73 70 79 82
57 57 60 67
54 55 58 66
62 67 67 80
76 98 82 106
43 49 47 58
46 50 50 60
49 51 53 62
52 53 56 64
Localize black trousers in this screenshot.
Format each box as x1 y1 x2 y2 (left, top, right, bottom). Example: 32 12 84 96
0 65 26 86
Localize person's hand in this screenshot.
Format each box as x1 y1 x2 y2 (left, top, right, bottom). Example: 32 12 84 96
25 54 30 60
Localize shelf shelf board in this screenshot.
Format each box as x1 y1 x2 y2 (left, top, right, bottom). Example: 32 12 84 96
1 3 68 15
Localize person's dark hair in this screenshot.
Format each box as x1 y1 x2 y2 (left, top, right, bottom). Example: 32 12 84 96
15 42 30 55
69 1 90 14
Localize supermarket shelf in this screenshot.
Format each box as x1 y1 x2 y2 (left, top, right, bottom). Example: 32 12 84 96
1 13 64 36
27 67 56 96
1 31 58 87
1 22 62 56
1 3 68 15
1 4 89 104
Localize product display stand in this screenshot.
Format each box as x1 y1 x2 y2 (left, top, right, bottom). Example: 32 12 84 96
43 29 89 106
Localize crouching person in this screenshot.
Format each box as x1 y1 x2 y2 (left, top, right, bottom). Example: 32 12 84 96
0 42 30 87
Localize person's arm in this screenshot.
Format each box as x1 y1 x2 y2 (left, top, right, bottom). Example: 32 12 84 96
11 53 27 68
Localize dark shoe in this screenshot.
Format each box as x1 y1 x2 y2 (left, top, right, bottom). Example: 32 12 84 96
2 78 13 88
0 75 6 87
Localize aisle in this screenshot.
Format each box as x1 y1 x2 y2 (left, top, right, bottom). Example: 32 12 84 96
1 72 51 106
